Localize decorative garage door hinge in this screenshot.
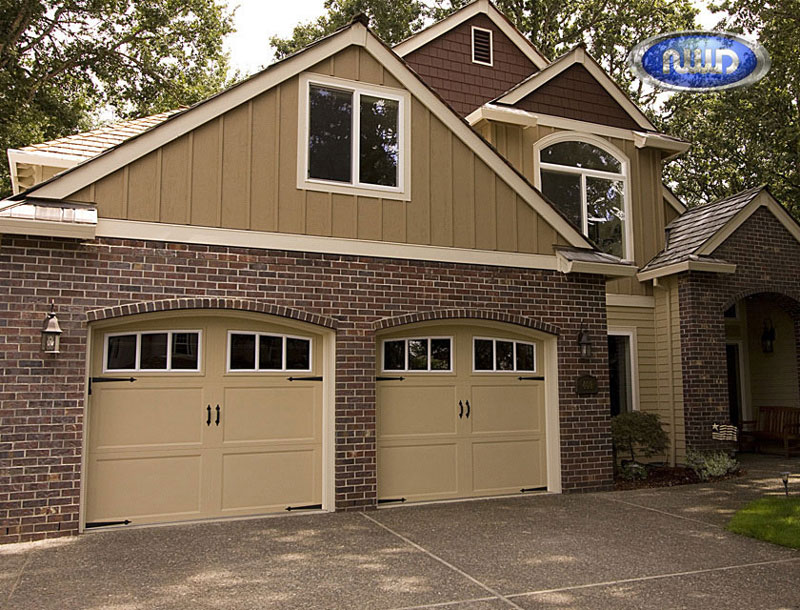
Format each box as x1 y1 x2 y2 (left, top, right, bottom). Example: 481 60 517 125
377 498 406 504
88 376 137 395
285 504 323 511
85 519 131 528
376 376 405 381
520 487 546 493
286 376 323 381
517 376 545 381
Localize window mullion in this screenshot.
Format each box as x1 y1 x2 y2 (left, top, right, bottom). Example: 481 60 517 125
166 331 172 370
135 332 142 371
581 174 588 234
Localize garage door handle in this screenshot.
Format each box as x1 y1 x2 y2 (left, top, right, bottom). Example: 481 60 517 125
215 405 221 426
206 405 211 426
466 400 471 418
458 400 463 419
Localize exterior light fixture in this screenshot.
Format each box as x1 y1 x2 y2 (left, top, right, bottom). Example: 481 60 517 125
761 319 775 353
41 302 62 354
781 471 790 497
578 329 592 360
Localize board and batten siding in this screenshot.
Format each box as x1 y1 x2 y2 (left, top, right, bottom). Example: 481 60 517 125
66 47 567 257
607 305 657 413
654 277 685 464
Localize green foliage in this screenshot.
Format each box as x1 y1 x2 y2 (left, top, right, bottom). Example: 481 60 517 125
618 461 647 481
0 0 236 196
611 411 669 463
660 0 800 218
727 497 800 549
686 450 740 481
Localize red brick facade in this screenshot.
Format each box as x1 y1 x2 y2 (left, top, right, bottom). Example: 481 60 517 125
677 207 800 450
0 234 613 543
404 14 539 117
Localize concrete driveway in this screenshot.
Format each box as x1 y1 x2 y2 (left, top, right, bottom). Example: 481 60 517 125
2 455 799 610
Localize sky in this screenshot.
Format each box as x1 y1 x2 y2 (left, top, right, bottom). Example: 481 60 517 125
224 1 722 76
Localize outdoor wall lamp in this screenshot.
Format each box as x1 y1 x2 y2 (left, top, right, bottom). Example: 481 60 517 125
578 328 592 360
781 471 790 497
761 318 775 353
41 302 62 354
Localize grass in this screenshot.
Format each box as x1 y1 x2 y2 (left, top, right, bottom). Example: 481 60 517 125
727 496 800 549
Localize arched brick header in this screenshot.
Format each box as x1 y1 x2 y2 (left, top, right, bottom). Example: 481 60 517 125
85 298 339 329
722 290 800 317
371 309 560 335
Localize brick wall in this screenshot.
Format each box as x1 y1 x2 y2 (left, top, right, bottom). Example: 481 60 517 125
0 234 612 543
404 14 538 117
677 207 800 451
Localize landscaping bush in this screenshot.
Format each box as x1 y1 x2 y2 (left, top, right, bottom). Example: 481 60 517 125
618 461 647 481
686 449 740 481
611 411 669 464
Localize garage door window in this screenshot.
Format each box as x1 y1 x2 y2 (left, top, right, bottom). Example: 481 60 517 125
382 337 452 372
473 338 535 372
228 332 312 372
105 331 201 372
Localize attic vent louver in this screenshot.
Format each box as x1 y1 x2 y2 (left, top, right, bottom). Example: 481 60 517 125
471 27 493 65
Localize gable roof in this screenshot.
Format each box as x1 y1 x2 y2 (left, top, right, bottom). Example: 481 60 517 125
639 186 800 280
394 0 549 70
3 18 594 252
494 45 656 131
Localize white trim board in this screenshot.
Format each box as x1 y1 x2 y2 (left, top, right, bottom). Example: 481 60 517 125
663 185 687 214
393 0 549 70
0 217 96 240
608 326 640 412
637 260 737 282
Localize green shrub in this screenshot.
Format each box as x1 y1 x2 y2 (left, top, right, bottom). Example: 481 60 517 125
611 411 669 463
618 461 647 481
687 450 740 481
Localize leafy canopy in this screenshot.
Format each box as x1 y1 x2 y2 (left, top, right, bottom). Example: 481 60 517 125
0 0 235 196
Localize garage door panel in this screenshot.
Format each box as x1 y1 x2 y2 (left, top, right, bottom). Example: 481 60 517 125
471 439 546 493
91 387 204 450
378 443 459 499
469 384 543 435
378 385 458 438
222 386 320 444
87 454 203 521
220 448 320 511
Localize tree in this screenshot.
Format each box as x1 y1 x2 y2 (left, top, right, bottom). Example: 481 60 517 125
660 0 800 217
0 1 235 197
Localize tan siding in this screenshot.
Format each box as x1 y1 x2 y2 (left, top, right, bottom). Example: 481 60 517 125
474 160 496 250
221 104 251 229
452 137 475 249
382 199 406 243
160 136 191 224
747 301 800 408
429 117 453 246
607 306 657 418
250 89 279 232
333 46 359 81
331 193 357 238
277 81 304 234
357 196 382 240
306 191 332 236
407 97 431 245
516 197 535 253
191 119 221 227
495 179 517 251
93 170 126 219
127 151 160 221
665 199 680 225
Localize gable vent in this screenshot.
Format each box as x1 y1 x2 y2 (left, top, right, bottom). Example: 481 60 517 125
471 27 493 66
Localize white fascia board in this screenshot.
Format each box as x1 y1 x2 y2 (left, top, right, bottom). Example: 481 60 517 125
0 217 96 240
555 252 638 277
606 294 655 308
8 148 85 168
662 185 687 214
637 260 737 282
96 218 562 271
698 192 800 256
466 104 538 128
26 26 368 201
364 36 592 249
634 132 690 160
394 0 549 69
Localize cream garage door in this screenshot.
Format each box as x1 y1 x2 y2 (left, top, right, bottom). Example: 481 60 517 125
377 323 547 503
86 314 323 527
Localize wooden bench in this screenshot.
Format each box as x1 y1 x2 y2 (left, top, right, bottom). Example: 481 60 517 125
740 406 800 458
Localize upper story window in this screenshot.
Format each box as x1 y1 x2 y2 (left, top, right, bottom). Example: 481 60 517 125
536 135 631 259
471 27 493 66
298 73 410 200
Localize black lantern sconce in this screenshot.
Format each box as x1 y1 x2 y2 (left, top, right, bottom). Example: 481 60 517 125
578 328 592 360
761 318 775 354
41 302 62 354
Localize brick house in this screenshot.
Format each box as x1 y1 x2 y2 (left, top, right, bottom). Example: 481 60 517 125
1 0 798 543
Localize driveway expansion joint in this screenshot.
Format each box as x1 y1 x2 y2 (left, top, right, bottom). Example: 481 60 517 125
599 494 726 529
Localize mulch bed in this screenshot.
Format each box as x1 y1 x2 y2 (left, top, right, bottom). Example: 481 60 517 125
614 465 743 490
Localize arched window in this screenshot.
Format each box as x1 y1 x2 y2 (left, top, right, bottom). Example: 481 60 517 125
537 137 629 259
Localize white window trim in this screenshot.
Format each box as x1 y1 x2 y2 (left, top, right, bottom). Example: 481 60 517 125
471 26 493 66
472 337 537 373
381 336 454 373
607 327 639 411
103 330 202 373
297 73 411 201
533 131 634 262
226 330 313 373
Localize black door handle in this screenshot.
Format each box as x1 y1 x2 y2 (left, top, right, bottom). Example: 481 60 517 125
206 405 211 426
466 400 471 418
458 400 463 418
215 405 221 426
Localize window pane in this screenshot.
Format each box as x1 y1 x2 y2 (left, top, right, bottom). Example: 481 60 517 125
286 338 311 370
496 340 514 371
308 85 352 183
107 335 137 370
431 339 451 370
383 340 405 370
541 170 582 228
608 335 632 417
139 333 168 369
408 339 428 370
230 334 256 370
516 343 535 371
541 141 621 172
474 339 493 370
259 335 283 370
359 95 399 187
171 332 199 370
586 177 624 257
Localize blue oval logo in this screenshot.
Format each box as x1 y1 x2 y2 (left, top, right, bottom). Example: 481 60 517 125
628 31 770 92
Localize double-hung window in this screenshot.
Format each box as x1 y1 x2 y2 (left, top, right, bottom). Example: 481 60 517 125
299 74 410 199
